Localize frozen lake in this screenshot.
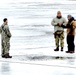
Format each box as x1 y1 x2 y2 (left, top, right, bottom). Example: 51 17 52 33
0 0 76 60
0 0 76 58
0 0 76 75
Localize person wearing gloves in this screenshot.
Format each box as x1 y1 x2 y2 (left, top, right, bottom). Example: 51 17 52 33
61 15 76 53
51 11 67 51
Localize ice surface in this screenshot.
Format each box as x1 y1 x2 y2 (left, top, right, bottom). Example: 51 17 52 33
0 0 76 75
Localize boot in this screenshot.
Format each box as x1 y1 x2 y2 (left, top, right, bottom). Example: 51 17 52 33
4 53 12 58
69 51 75 53
2 55 5 58
61 47 63 51
66 51 70 53
54 47 59 51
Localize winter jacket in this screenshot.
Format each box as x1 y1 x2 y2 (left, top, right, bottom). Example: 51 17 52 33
51 16 67 33
0 24 12 42
62 17 76 35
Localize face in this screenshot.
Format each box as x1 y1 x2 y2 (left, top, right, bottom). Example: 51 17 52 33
67 17 70 20
57 12 61 17
5 20 8 24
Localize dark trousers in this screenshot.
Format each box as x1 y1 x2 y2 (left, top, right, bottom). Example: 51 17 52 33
67 35 75 52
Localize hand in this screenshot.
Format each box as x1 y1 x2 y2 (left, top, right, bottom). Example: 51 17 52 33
57 23 62 27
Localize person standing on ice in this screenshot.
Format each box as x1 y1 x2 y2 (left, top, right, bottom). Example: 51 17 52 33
0 18 12 58
61 15 76 53
51 11 67 52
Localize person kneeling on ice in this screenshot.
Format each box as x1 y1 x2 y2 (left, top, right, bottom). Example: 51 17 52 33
51 11 67 51
0 18 12 58
61 15 76 53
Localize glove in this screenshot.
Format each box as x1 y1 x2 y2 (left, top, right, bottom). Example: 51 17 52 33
57 23 62 27
57 23 59 26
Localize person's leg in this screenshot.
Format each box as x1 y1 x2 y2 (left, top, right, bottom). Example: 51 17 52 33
66 35 70 53
69 35 75 53
66 35 75 53
2 40 12 58
72 36 75 53
1 40 5 57
5 42 10 55
60 32 64 51
54 34 59 51
4 40 12 58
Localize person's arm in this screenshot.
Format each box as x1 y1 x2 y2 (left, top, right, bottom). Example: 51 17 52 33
63 18 67 26
0 27 2 33
51 18 58 26
72 21 76 29
5 26 12 38
61 22 72 29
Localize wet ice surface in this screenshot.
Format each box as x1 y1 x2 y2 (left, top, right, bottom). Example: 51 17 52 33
0 0 76 75
0 61 76 75
0 55 76 75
